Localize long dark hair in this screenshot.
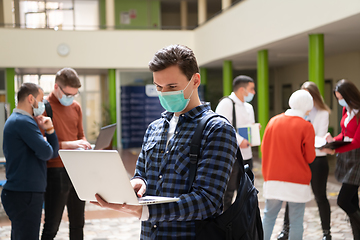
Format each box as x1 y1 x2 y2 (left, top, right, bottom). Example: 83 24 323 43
301 81 331 113
334 79 360 118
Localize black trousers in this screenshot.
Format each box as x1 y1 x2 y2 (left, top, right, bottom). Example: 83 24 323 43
223 158 253 211
1 189 44 240
284 156 331 231
41 167 85 240
337 182 359 215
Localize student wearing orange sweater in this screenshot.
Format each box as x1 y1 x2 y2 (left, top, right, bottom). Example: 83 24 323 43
261 90 316 240
41 68 91 240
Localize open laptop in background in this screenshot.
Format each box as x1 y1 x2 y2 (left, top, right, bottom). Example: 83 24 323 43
58 150 179 205
91 123 117 150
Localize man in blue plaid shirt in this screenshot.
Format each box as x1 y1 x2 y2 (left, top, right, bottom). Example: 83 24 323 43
95 44 239 239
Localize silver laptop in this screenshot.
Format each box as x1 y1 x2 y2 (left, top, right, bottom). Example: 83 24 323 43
92 123 117 150
58 150 179 205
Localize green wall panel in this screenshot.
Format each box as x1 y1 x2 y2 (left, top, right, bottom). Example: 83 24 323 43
114 0 160 29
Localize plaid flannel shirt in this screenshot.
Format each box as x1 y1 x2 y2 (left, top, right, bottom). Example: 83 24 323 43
134 103 238 240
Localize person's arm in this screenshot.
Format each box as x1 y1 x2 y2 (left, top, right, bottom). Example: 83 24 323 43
335 118 360 153
20 118 55 161
92 178 146 219
37 115 59 159
315 111 329 138
60 105 91 149
333 107 347 142
303 122 316 164
141 118 238 222
76 105 86 140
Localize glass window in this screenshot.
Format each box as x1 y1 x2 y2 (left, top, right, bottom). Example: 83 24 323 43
39 75 55 94
77 75 102 143
85 92 101 142
85 75 100 91
19 1 99 30
22 75 39 84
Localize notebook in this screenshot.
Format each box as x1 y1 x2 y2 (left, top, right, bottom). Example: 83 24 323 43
237 123 261 146
58 150 180 205
92 123 117 150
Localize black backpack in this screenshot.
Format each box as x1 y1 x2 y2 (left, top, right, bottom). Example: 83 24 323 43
188 113 263 240
43 99 53 119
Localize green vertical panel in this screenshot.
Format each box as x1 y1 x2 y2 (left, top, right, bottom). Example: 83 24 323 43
223 60 232 96
308 34 324 97
200 67 207 85
151 0 161 29
6 68 15 112
99 0 106 29
114 0 160 29
108 69 117 147
257 50 269 157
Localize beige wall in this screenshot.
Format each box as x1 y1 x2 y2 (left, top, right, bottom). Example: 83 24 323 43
0 29 194 69
194 0 360 66
271 51 360 135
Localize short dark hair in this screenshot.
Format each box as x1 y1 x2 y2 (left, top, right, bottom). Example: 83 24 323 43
233 75 254 92
55 68 81 88
148 44 199 80
17 82 42 102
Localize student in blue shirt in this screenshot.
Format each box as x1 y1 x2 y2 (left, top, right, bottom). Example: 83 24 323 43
93 44 239 239
1 82 59 240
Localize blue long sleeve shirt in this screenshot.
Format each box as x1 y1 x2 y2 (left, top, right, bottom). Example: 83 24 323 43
3 109 59 192
134 104 238 240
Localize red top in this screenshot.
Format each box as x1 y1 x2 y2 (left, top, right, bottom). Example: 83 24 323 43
45 92 86 168
261 113 315 185
334 107 360 153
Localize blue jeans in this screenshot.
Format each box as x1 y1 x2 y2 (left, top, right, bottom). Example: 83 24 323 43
263 199 305 240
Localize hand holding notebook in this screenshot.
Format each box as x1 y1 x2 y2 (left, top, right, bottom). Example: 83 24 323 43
237 123 261 146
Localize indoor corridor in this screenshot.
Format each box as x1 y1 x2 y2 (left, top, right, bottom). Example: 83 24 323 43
0 150 356 240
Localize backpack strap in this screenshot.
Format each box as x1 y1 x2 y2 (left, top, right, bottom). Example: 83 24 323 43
219 96 236 129
188 113 244 192
227 97 237 129
43 99 53 119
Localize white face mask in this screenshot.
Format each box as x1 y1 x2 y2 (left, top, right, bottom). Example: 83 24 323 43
244 92 254 102
32 100 45 117
338 99 348 107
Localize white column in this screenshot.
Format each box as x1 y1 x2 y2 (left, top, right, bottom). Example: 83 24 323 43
198 0 207 26
180 1 188 30
3 0 13 28
222 0 231 10
106 0 115 30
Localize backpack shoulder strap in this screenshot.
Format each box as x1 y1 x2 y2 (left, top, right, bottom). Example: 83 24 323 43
188 113 219 192
188 113 243 192
219 96 236 129
43 99 53 119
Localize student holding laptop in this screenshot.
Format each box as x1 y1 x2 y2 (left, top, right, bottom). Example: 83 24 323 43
41 68 91 240
93 45 239 239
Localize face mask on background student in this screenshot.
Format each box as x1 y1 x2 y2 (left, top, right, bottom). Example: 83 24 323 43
244 92 254 102
157 78 194 112
59 95 74 106
338 99 348 107
32 99 45 117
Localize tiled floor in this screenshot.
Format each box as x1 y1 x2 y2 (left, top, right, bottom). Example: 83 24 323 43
0 151 357 239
